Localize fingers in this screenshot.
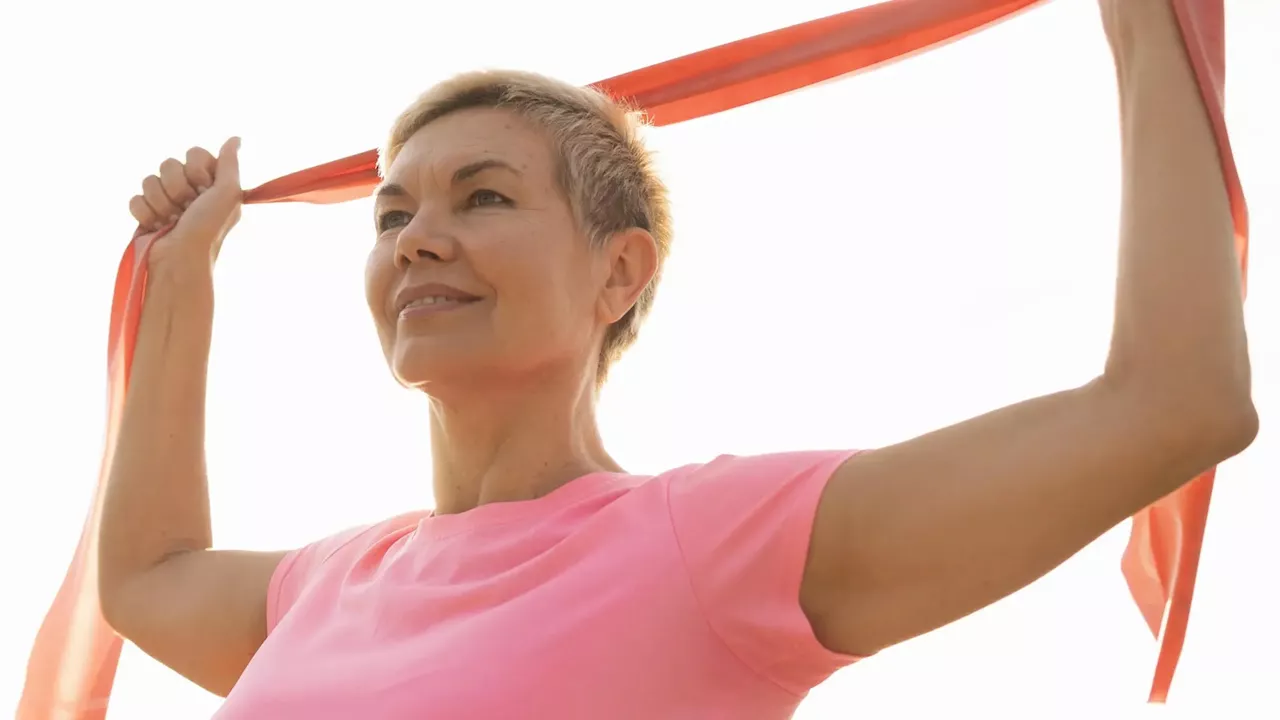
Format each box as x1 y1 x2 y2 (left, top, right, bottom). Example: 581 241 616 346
129 194 159 229
129 140 241 232
159 158 198 210
184 146 216 191
141 174 181 225
214 136 241 189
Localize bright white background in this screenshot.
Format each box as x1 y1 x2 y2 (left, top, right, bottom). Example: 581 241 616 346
1 1 1275 717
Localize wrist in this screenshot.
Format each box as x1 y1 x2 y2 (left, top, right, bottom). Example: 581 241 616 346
145 260 215 315
1110 3 1188 79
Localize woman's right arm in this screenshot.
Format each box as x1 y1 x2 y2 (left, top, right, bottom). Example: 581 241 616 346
98 139 287 698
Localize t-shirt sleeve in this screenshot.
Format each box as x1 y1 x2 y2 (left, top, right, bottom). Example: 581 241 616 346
265 524 377 634
665 450 863 695
265 511 427 633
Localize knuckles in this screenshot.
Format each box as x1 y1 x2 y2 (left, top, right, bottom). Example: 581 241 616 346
130 146 234 231
185 146 214 164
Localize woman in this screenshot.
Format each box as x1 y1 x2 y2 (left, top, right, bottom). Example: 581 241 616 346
100 1 1256 717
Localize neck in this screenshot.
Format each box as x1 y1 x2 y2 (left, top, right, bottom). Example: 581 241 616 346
426 364 621 515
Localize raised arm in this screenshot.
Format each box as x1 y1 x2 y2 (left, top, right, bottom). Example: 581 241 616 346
98 139 287 697
800 0 1257 658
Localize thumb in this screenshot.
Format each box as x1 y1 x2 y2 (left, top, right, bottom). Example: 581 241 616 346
214 136 242 189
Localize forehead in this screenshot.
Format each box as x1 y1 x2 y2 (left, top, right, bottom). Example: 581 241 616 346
386 107 553 184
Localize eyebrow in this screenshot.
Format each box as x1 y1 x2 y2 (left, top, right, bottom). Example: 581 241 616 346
374 159 523 200
454 158 522 183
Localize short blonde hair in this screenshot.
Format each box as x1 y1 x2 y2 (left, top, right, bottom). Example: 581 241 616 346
381 70 672 386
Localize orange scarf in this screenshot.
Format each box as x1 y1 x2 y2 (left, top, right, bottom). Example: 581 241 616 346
17 1 1247 717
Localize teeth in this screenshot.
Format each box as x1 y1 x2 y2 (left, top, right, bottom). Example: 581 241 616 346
403 296 461 310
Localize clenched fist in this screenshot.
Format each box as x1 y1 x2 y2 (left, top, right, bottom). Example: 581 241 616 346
130 137 244 272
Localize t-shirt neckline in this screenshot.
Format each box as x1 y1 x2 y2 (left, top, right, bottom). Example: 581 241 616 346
420 470 632 539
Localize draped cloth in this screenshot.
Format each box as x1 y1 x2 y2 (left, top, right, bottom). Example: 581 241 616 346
17 1 1247 717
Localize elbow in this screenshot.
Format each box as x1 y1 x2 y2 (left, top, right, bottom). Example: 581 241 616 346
1175 376 1259 460
1103 334 1257 454
99 571 150 641
1157 392 1257 476
97 581 126 636
97 565 134 635
97 559 144 636
1207 393 1259 459
1098 368 1259 465
97 549 126 631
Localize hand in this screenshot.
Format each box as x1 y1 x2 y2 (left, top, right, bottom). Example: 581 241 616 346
129 137 244 272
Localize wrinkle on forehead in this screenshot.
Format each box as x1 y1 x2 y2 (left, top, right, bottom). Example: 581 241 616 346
386 108 552 194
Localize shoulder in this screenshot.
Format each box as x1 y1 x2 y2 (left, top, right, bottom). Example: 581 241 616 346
660 450 860 504
283 510 427 573
659 449 860 576
267 510 429 631
657 450 865 692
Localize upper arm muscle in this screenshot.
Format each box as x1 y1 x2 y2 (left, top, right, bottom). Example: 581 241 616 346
800 378 1250 657
105 549 287 697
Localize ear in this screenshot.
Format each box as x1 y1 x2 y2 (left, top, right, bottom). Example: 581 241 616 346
596 227 659 325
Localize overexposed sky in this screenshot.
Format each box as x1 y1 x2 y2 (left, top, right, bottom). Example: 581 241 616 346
1 1 1276 718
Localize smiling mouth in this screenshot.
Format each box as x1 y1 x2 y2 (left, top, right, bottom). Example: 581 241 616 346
398 296 480 318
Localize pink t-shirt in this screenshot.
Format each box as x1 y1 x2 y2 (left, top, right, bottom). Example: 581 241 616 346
213 451 861 719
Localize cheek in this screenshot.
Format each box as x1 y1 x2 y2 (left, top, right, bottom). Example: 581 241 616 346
489 239 595 346
364 241 397 349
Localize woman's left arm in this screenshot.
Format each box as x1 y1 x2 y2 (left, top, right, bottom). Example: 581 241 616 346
800 0 1257 658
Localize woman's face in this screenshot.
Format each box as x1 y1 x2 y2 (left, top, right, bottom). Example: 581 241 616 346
365 107 609 391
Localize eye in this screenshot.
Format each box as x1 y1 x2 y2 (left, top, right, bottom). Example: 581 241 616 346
377 210 412 233
467 189 511 208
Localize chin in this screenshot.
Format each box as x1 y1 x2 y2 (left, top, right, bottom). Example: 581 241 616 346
390 330 532 389
390 336 583 393
392 345 485 390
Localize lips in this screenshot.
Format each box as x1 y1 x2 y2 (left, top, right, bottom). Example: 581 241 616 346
392 282 482 318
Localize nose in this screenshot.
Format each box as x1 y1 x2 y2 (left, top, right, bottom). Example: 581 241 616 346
393 210 457 270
